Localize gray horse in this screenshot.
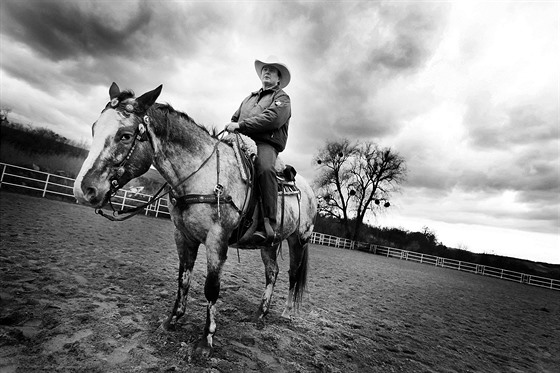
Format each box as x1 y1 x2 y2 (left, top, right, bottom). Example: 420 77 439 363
73 83 317 355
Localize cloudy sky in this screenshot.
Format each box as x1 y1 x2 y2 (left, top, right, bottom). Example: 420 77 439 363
1 1 558 264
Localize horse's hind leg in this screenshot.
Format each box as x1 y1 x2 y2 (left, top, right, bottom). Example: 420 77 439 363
257 244 279 322
282 234 309 319
163 229 199 330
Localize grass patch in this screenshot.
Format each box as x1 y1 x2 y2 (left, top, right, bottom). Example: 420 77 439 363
0 140 165 194
0 141 86 178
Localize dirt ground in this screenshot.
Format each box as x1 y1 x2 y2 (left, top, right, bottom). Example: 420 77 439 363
1 191 559 373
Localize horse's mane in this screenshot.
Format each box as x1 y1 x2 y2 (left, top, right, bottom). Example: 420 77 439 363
117 89 219 139
153 103 219 137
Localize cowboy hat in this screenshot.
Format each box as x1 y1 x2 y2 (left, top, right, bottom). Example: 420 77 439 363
254 57 291 89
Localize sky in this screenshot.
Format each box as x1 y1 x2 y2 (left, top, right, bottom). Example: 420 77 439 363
1 0 559 264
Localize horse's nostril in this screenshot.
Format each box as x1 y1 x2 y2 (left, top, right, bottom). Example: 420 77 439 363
84 187 97 202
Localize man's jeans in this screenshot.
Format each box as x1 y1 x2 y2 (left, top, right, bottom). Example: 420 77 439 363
255 142 278 225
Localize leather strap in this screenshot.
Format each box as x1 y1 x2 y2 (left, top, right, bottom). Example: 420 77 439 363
174 193 242 214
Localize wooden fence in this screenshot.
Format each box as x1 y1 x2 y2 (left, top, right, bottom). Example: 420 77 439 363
1 162 558 291
0 162 171 218
310 232 560 291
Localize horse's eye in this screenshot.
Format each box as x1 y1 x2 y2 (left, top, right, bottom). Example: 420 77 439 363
120 133 133 142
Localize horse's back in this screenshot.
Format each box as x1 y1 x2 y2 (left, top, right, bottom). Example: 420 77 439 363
293 174 317 239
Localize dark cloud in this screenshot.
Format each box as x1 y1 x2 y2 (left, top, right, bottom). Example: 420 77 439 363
366 3 450 73
1 1 232 63
288 2 450 142
402 135 559 227
505 105 559 144
254 2 355 65
460 93 559 223
1 1 234 95
465 94 558 149
0 1 152 61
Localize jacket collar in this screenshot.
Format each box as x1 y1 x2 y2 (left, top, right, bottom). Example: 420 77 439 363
252 85 281 95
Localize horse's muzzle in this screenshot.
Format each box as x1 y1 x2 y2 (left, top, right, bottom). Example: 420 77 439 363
73 180 111 208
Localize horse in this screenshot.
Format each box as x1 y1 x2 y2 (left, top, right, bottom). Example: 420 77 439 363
73 83 317 355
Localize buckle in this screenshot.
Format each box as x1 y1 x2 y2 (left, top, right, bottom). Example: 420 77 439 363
214 184 224 196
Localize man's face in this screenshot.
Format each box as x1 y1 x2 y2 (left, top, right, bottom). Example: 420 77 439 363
261 66 280 87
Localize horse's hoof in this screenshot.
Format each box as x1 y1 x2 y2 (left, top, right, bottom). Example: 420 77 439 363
280 310 292 320
161 316 176 331
255 317 266 330
161 320 171 331
195 340 213 359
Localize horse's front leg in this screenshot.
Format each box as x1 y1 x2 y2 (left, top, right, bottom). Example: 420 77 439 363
257 244 279 324
197 229 228 357
163 229 199 330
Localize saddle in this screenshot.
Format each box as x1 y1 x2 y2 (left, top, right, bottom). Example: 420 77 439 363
226 135 301 245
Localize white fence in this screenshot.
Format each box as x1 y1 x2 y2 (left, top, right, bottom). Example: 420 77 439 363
0 162 170 218
310 232 560 291
1 162 558 291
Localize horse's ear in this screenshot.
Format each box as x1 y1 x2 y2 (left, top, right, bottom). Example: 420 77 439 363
109 82 120 99
136 84 163 112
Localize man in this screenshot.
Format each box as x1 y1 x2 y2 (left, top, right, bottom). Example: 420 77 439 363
225 57 292 242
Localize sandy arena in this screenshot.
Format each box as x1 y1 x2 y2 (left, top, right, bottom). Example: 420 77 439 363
1 192 559 372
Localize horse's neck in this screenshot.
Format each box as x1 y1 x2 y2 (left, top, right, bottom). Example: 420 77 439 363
148 107 218 191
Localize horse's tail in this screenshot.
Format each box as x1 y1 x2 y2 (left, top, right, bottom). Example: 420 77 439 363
293 242 309 309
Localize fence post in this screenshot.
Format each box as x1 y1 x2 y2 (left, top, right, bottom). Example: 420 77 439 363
121 191 127 209
0 164 6 188
155 199 161 218
42 174 50 197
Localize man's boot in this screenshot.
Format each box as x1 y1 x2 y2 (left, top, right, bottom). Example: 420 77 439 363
263 217 275 243
251 217 276 244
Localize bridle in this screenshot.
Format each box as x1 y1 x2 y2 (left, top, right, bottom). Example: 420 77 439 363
95 110 161 221
109 116 150 193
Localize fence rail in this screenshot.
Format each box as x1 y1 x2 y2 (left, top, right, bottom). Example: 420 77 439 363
1 162 558 291
0 162 170 218
310 232 560 291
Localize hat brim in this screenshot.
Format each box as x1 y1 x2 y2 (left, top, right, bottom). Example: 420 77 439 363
254 60 291 89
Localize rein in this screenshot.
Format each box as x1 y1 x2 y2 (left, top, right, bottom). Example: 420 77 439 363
95 182 169 221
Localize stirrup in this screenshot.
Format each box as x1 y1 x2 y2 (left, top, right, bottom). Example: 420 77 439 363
263 218 275 244
252 231 267 242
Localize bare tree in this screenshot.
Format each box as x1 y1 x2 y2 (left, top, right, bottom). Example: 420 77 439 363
421 226 438 246
314 139 358 237
314 138 407 240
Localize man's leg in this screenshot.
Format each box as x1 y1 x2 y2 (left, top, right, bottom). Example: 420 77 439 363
255 143 278 241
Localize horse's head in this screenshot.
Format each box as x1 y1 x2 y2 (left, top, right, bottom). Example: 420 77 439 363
73 82 162 207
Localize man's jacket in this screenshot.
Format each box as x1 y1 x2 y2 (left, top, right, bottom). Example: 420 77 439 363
231 86 291 152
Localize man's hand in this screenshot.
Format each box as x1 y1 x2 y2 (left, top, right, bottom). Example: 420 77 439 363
225 122 240 132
